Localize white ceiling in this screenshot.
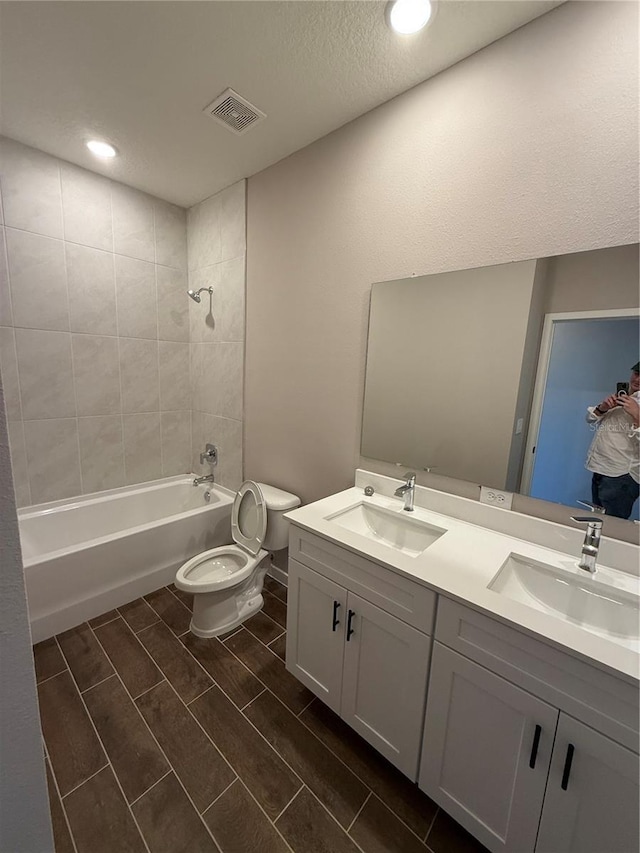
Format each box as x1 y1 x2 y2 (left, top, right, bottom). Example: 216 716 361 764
0 0 562 208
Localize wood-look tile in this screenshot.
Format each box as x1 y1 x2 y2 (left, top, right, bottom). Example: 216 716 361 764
245 690 367 829
94 617 162 698
144 587 192 635
119 597 160 632
350 794 427 853
427 810 489 853
57 623 113 691
84 676 169 803
132 772 220 853
264 576 287 602
190 684 301 820
182 633 264 709
300 699 436 838
203 779 289 853
45 758 74 853
261 591 287 627
38 671 106 796
33 637 66 683
225 629 312 714
167 584 194 611
137 621 212 702
136 681 235 812
268 633 287 662
244 610 284 645
63 767 146 853
276 787 360 853
88 609 119 628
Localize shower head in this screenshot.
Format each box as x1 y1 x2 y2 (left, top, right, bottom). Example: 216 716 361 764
187 287 213 303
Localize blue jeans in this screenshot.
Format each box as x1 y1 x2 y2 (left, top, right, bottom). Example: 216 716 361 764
591 473 639 520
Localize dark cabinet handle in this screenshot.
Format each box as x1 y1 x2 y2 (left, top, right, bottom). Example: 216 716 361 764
332 601 340 631
346 610 355 641
561 744 575 790
529 725 542 769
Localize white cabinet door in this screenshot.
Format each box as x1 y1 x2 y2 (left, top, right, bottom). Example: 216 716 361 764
341 592 431 780
536 714 640 853
286 559 347 713
419 643 558 853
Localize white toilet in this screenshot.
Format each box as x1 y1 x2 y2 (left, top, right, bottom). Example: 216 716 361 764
175 480 300 638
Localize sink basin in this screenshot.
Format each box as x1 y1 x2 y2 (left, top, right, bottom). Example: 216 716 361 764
489 554 640 650
325 502 446 557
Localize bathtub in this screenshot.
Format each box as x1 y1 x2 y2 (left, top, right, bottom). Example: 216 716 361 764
20 476 234 642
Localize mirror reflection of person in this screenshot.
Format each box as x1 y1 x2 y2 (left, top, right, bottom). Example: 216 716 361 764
585 362 640 519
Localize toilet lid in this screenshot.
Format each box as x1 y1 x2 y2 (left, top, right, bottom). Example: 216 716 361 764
231 481 267 556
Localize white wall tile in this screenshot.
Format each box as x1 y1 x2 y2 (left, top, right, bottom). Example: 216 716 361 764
61 163 113 251
6 229 69 331
15 329 75 419
187 194 221 270
119 337 159 413
0 327 21 420
123 412 161 485
159 341 190 411
0 138 63 239
7 420 30 507
211 257 245 342
115 256 157 339
190 342 203 412
188 265 220 343
112 183 155 262
157 265 188 342
200 342 243 420
191 409 204 474
220 180 246 262
72 334 121 416
161 411 191 476
202 413 243 491
154 200 187 269
24 418 81 502
78 415 125 493
0 228 13 326
66 243 117 335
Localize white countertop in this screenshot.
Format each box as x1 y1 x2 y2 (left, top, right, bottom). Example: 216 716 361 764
286 482 640 685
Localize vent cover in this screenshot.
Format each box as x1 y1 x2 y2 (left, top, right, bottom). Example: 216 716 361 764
203 88 266 135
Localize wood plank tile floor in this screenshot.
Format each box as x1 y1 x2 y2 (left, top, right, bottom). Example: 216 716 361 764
35 578 490 853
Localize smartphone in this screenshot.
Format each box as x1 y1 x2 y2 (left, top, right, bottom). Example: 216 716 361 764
616 382 629 396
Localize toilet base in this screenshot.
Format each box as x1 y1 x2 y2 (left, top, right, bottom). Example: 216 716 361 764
186 559 269 638
189 592 264 638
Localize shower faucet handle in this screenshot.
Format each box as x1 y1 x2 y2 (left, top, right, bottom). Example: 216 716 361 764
200 444 218 467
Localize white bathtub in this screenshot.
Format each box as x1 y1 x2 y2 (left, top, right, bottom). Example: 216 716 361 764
20 476 234 642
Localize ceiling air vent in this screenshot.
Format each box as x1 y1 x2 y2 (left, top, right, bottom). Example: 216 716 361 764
203 88 266 135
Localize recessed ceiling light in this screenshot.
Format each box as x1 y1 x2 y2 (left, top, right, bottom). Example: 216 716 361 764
86 140 117 159
386 0 433 35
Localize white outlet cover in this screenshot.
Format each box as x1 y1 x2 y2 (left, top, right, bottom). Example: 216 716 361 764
479 485 514 510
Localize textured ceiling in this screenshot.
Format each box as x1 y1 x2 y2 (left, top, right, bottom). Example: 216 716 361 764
0 0 562 207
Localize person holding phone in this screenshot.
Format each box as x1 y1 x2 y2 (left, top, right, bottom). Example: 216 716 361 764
584 361 640 519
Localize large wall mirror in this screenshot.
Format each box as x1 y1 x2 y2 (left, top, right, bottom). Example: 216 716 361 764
361 244 640 522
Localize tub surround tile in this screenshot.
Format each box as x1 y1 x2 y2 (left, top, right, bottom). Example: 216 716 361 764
123 413 162 485
188 266 220 344
159 342 189 411
136 681 235 812
188 194 221 271
181 634 264 710
275 787 361 853
45 758 75 853
200 342 243 420
6 420 30 506
16 329 75 419
63 767 146 853
120 337 160 413
0 138 63 239
93 617 163 698
0 326 21 420
72 334 121 416
157 265 189 342
5 228 69 331
38 671 107 796
57 623 114 692
220 181 246 263
61 163 113 252
33 637 67 683
84 676 169 803
24 418 82 502
115 256 157 340
350 795 427 853
112 183 155 263
137 621 212 703
0 228 12 326
132 772 220 853
202 779 290 853
199 414 243 492
161 410 191 477
154 200 187 270
66 243 117 336
144 587 192 636
78 415 125 493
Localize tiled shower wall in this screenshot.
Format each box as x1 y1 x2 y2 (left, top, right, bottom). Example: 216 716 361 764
188 181 246 491
0 137 190 506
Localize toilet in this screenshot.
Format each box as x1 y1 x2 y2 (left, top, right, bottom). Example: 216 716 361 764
175 480 300 638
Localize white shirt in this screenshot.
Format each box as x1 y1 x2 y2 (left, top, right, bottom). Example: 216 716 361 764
585 391 640 483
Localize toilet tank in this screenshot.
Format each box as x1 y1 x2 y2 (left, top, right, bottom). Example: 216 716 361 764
257 483 301 551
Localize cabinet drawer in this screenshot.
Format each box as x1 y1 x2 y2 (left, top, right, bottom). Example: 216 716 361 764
436 598 639 751
289 526 436 633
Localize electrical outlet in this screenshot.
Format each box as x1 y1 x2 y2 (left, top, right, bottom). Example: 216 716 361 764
479 486 513 510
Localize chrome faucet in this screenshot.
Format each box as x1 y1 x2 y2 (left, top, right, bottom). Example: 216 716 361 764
394 472 416 512
570 516 603 574
193 444 218 486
